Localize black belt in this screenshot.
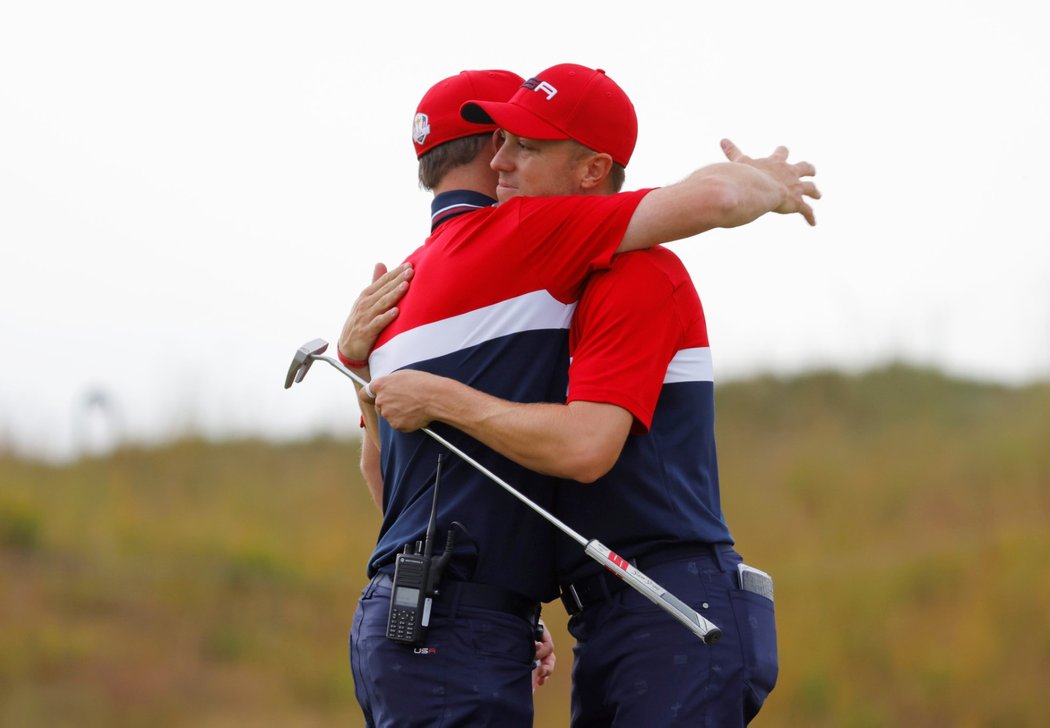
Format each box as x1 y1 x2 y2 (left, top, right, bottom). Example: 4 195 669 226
559 544 725 616
376 573 539 624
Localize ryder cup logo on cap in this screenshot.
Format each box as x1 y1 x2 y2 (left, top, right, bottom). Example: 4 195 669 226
460 63 638 167
411 69 525 158
413 113 431 146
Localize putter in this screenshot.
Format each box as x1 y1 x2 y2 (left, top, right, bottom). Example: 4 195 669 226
285 338 722 644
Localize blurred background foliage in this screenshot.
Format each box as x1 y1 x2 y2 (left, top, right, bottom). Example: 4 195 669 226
2 364 1049 727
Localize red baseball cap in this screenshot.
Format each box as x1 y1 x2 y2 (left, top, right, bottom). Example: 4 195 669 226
460 64 638 167
412 70 525 158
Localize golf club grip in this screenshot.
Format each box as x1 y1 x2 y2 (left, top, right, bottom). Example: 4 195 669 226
584 540 722 644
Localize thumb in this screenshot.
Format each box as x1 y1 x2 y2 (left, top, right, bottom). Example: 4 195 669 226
371 262 388 283
721 138 746 162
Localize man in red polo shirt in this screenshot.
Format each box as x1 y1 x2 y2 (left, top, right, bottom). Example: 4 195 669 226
344 64 817 727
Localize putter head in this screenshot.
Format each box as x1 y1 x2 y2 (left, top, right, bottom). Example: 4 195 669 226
284 338 329 389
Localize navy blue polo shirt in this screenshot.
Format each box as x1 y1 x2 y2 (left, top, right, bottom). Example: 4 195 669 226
556 247 734 585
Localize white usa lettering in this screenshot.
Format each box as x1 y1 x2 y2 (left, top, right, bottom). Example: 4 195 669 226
533 81 558 100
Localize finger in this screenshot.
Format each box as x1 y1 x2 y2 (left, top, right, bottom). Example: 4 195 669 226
771 145 789 162
374 280 410 311
802 181 821 200
371 262 388 284
363 282 403 314
358 304 401 344
363 307 399 337
365 263 411 296
799 201 816 226
792 160 816 178
720 138 746 162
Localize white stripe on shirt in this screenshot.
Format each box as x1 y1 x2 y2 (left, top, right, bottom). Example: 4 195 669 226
664 347 714 384
370 290 577 378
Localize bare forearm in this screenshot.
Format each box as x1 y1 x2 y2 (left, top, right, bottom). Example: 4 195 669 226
620 162 783 251
414 377 627 483
349 364 383 509
359 433 383 511
359 380 382 451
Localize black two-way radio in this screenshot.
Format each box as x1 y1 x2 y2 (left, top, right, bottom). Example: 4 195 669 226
386 544 430 643
386 454 454 644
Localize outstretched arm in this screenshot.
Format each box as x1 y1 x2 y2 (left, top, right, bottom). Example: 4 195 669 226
619 139 820 252
366 370 633 484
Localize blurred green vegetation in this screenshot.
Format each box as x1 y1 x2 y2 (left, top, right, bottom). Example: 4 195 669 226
2 364 1048 726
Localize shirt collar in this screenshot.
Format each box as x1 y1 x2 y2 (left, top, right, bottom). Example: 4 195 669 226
430 190 497 232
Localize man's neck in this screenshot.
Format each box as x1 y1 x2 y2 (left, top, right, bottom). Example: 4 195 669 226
432 158 498 198
427 153 499 232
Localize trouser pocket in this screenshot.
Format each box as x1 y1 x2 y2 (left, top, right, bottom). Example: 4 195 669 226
729 587 778 722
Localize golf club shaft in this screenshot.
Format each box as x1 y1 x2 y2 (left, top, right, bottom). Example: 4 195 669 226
317 355 588 545
317 353 721 643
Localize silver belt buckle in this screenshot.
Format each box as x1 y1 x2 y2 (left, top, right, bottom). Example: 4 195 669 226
560 583 584 615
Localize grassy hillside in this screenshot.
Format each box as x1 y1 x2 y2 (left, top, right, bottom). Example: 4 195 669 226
2 365 1048 726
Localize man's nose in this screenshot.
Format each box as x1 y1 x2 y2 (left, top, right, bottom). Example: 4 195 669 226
491 141 513 171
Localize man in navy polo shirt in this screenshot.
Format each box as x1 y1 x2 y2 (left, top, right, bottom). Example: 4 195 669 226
341 68 568 727
339 69 525 510
345 63 818 728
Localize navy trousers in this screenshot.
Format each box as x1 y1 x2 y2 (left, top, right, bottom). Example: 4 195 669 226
566 548 778 727
349 574 537 728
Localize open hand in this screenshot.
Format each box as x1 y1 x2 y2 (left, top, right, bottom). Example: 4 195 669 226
338 262 413 364
721 138 821 225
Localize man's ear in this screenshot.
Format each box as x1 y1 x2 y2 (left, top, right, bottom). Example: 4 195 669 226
579 153 614 191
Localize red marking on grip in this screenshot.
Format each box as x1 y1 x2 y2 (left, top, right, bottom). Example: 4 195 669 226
607 552 629 571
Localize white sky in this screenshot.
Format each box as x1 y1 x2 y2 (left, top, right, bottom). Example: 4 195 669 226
2 1 1048 461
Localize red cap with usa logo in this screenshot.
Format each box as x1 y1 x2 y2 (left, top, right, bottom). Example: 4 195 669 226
412 70 525 158
460 63 638 167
